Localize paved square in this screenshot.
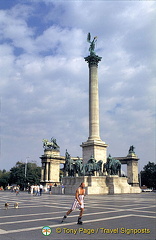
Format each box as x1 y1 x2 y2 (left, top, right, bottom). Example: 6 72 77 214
0 191 155 240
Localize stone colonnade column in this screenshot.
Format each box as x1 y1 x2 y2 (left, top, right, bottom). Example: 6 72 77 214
41 167 44 182
45 162 49 182
49 162 53 181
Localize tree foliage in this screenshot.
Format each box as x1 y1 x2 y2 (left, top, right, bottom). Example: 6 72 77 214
9 161 41 189
0 170 10 188
9 162 26 187
26 162 41 186
0 161 41 190
140 161 156 189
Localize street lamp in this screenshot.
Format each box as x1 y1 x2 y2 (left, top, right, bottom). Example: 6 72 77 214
24 157 29 191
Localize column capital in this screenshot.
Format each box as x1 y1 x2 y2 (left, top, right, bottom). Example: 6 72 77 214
84 54 102 67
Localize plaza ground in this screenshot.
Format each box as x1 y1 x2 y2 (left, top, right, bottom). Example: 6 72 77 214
0 190 155 240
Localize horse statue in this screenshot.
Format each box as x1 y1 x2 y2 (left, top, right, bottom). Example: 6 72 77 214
104 155 121 176
51 138 60 149
42 138 60 150
63 151 75 177
95 160 103 172
43 139 53 149
75 158 85 176
85 156 103 176
85 155 96 175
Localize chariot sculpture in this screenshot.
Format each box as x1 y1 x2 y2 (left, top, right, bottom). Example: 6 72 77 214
43 138 60 150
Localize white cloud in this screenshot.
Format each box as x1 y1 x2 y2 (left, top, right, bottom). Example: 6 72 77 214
0 6 35 53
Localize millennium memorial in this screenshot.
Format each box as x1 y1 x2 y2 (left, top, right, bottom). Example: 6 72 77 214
40 33 141 195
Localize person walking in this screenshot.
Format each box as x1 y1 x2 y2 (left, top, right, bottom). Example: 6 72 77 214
49 184 52 195
30 185 34 195
15 185 20 196
61 182 85 225
33 185 37 196
39 184 43 196
36 185 40 196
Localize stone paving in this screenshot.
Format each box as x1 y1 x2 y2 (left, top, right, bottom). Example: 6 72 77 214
0 191 155 240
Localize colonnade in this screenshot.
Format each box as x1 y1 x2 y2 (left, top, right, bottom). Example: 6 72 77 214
40 149 64 185
40 148 140 188
41 162 54 182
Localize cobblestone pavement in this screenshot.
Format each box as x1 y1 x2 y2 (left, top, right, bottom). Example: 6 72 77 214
0 191 155 240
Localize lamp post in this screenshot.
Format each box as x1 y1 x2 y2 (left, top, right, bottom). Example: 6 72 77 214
139 171 141 187
24 157 29 191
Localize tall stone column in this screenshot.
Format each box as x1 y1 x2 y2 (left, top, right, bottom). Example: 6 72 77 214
87 55 101 140
81 54 108 164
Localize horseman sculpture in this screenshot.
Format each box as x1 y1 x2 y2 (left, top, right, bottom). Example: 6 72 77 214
104 155 121 176
85 155 103 176
74 158 84 176
63 150 75 177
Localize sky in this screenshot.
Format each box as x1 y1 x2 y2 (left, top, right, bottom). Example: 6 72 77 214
0 0 155 172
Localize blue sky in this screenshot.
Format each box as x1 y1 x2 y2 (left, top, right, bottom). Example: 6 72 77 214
0 0 155 171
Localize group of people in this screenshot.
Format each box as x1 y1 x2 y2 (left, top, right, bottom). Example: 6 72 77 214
11 185 20 195
27 183 58 195
28 184 43 196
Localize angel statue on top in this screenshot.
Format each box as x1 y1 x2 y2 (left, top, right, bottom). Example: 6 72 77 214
87 32 97 55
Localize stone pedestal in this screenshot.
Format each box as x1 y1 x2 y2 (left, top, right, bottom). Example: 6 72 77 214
86 176 109 194
107 176 131 194
81 140 108 164
62 176 109 195
62 175 141 195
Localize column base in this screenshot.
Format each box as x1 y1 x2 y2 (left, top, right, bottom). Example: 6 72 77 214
81 139 108 164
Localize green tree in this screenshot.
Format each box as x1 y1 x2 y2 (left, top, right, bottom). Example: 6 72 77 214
26 162 41 186
9 162 25 187
9 161 41 190
0 169 10 188
140 161 156 189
